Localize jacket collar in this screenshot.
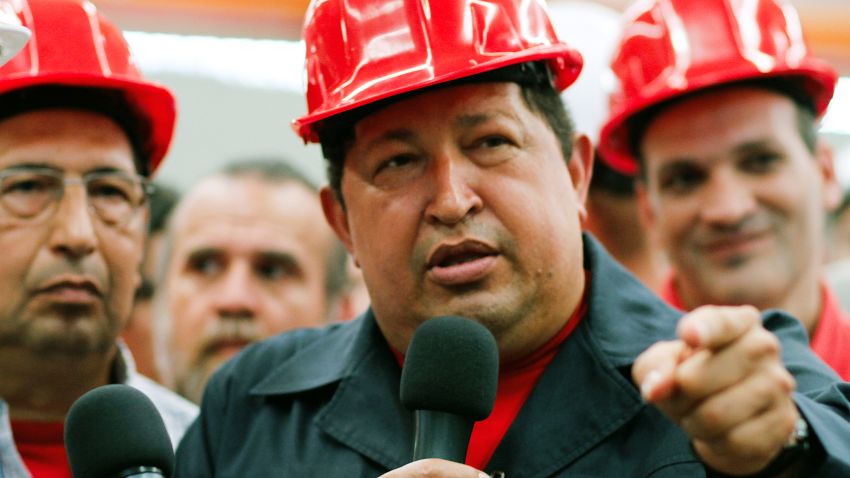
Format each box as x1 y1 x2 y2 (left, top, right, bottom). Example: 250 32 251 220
581 233 681 368
249 310 412 470
250 313 368 396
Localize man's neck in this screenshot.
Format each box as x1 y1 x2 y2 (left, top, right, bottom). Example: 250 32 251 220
0 346 116 421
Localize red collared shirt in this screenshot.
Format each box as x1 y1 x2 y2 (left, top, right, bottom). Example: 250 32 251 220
660 275 850 381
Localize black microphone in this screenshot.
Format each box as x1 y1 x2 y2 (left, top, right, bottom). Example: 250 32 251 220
65 384 174 478
400 316 499 463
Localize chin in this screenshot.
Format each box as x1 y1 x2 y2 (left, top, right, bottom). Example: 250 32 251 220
24 330 113 356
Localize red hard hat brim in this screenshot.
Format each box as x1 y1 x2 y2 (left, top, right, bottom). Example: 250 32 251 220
292 45 583 144
0 72 176 175
599 61 838 176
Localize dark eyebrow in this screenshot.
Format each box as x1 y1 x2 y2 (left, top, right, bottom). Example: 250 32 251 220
86 166 132 175
733 140 778 156
655 158 703 177
455 113 490 129
3 163 61 172
185 247 222 264
256 251 300 268
455 110 521 129
361 129 417 156
1 164 133 175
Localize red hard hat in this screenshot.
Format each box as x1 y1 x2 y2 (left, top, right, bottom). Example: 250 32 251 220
598 0 838 175
293 0 584 143
0 0 176 174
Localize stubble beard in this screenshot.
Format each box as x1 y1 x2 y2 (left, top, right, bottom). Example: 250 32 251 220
0 301 119 356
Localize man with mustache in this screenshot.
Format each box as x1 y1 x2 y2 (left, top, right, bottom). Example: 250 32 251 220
154 159 349 403
599 0 850 381
175 0 850 476
0 1 197 476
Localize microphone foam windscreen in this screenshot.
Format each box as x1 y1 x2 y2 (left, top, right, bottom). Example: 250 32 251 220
65 384 174 478
400 316 499 420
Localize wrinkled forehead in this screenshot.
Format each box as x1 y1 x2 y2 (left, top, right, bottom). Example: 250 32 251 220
0 108 135 172
174 176 328 241
351 81 528 142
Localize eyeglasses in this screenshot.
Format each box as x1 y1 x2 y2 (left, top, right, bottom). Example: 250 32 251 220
0 166 151 227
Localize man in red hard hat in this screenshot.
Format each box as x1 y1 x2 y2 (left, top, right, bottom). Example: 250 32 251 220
177 0 850 476
599 0 850 382
0 1 197 476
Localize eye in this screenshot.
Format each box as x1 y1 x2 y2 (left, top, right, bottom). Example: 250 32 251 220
740 151 782 174
89 182 132 201
88 176 137 202
375 154 416 176
2 174 54 195
254 256 298 281
465 131 518 166
256 261 285 280
187 253 222 277
475 135 511 149
367 150 426 189
658 164 706 194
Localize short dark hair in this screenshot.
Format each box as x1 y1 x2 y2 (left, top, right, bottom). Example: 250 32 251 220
629 77 819 179
218 158 349 301
590 149 636 196
0 85 152 176
147 182 180 234
317 61 575 206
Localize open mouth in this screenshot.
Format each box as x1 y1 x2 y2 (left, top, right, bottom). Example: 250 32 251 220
428 241 497 268
427 240 499 285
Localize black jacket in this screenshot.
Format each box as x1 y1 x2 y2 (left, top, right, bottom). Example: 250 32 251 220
175 236 850 477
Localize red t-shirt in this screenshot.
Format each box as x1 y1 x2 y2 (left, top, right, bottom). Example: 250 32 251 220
810 285 850 380
10 420 72 478
659 275 850 381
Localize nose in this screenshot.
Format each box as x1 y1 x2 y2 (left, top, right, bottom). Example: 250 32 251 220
213 261 259 320
424 152 483 226
698 170 757 227
48 183 97 259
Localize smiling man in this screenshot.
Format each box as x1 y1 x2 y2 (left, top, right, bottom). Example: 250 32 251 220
599 0 850 381
175 0 850 476
0 1 196 477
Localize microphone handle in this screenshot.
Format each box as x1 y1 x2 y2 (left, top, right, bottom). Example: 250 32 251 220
112 466 166 478
412 410 475 463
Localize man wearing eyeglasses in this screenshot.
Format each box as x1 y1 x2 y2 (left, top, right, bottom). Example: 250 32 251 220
0 1 197 477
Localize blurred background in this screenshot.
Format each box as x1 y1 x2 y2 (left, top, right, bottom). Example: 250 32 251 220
89 0 850 190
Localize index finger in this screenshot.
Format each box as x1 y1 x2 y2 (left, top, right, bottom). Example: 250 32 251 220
632 340 688 402
677 305 761 350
